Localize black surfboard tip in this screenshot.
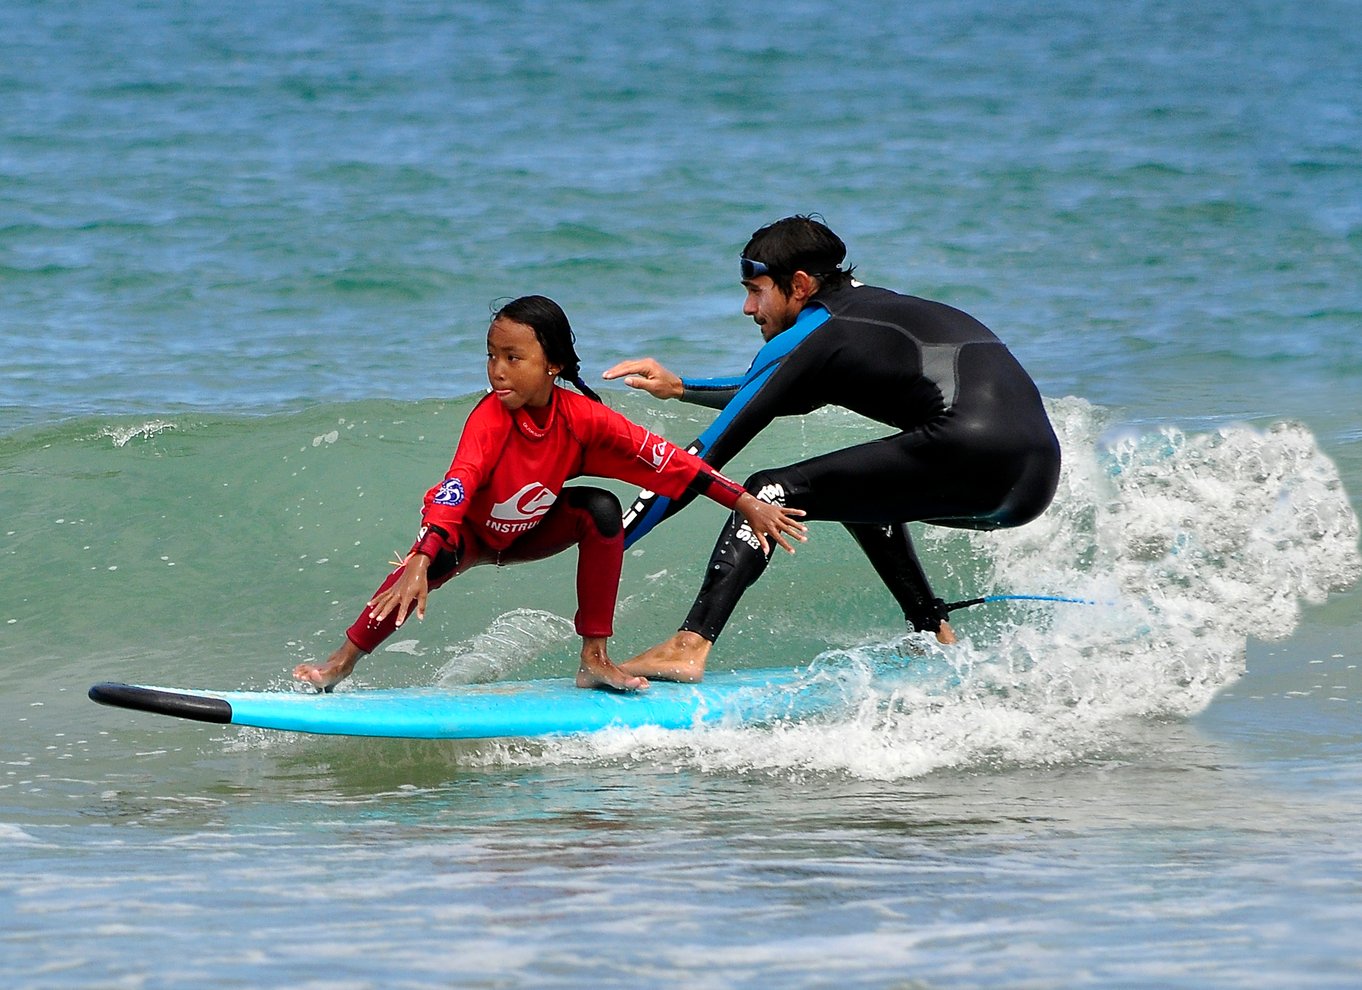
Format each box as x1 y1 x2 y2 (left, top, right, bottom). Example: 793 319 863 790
89 682 233 725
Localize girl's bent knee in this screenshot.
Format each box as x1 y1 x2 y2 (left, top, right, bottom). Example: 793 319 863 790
564 486 623 537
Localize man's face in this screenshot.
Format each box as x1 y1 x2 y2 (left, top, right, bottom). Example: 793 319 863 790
741 275 803 342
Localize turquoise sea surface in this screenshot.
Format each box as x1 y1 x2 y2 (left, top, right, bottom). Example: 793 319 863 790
3 1 1360 987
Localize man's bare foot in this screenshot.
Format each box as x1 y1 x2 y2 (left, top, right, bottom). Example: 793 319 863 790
936 620 956 646
618 631 712 683
293 642 362 692
575 638 648 692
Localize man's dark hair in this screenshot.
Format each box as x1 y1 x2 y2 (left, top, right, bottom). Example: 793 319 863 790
742 214 856 294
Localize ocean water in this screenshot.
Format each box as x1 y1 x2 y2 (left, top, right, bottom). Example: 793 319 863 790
3 0 1361 987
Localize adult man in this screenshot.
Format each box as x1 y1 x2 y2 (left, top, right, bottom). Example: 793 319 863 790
603 215 1061 681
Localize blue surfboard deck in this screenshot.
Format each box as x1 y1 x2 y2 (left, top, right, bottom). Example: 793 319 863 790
89 659 947 740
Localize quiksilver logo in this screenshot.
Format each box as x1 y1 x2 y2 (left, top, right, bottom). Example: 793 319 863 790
487 482 556 533
638 433 674 472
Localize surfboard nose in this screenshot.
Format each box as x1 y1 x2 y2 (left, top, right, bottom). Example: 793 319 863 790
89 682 234 724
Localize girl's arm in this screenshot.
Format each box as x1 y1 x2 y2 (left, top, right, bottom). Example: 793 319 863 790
574 400 807 552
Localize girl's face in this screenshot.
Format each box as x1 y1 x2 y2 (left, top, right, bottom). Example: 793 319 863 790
486 317 561 410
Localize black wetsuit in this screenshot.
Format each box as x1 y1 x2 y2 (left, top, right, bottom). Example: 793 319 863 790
624 282 1062 640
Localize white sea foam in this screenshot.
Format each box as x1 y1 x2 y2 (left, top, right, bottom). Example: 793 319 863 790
99 419 177 447
0 822 52 847
479 400 1361 779
435 608 577 685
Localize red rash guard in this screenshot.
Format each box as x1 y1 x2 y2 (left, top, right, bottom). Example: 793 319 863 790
412 388 744 560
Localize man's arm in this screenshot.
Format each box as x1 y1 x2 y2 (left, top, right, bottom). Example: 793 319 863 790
602 357 749 409
612 307 833 546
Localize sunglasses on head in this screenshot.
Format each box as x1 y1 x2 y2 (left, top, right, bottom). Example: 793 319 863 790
739 257 770 280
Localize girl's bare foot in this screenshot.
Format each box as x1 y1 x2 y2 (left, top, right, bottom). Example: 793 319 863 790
293 642 362 692
575 660 648 692
936 620 956 645
618 631 712 683
575 638 648 692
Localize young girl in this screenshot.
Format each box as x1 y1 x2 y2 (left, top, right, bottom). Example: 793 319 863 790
293 295 806 693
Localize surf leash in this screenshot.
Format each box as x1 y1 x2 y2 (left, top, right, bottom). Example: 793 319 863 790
943 593 1100 613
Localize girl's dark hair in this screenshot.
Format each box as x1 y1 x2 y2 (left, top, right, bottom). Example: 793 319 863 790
742 214 856 294
491 295 602 402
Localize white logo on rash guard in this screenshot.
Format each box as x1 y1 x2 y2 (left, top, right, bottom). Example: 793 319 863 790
638 433 675 472
488 482 557 534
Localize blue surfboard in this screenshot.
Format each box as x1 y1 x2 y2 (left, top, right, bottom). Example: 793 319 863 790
89 659 945 740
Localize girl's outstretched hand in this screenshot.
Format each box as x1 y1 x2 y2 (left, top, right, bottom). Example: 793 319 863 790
735 492 808 555
369 553 431 628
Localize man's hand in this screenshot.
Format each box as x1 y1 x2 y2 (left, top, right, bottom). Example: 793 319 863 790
601 358 683 400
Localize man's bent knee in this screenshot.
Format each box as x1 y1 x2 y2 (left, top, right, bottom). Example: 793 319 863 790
742 469 790 507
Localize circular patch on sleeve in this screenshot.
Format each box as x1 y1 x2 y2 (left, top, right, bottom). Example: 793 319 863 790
433 478 465 506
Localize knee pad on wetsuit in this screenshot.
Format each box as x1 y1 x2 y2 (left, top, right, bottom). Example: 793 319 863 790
725 468 789 559
705 468 790 576
562 486 623 538
742 469 791 509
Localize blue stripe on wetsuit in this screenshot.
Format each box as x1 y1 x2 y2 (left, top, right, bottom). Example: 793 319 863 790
623 305 832 548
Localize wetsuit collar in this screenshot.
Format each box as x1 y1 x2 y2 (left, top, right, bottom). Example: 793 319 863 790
515 387 558 440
